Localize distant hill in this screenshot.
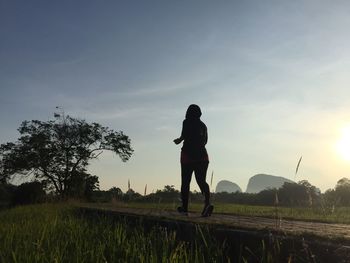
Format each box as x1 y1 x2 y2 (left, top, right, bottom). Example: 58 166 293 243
246 174 294 193
215 180 242 193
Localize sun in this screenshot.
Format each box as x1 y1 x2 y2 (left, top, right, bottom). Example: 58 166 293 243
336 125 350 161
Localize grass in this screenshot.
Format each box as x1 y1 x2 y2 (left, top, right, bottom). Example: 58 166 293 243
0 203 229 263
101 202 350 224
0 203 334 262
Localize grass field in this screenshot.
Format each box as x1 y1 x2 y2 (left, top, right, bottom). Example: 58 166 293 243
0 204 230 263
1 203 344 262
102 201 350 224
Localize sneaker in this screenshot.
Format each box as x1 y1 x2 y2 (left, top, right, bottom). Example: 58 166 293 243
201 204 214 217
177 206 188 216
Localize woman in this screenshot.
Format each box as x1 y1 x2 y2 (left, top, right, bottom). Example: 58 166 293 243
174 104 213 217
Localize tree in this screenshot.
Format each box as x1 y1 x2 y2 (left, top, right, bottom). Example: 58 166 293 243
161 185 177 193
109 187 123 196
256 188 276 205
123 188 142 201
0 182 16 206
0 161 6 184
153 185 179 202
334 177 350 206
277 180 320 206
323 188 338 208
65 170 99 199
336 177 350 189
0 115 133 196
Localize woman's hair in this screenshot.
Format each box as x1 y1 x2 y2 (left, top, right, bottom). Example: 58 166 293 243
186 104 202 119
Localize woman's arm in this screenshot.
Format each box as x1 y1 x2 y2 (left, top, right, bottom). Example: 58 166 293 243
173 136 183 145
174 120 186 145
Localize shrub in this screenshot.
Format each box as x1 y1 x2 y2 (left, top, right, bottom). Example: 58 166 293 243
12 181 46 205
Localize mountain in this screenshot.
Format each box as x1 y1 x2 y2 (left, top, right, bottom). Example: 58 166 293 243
215 180 242 193
246 174 294 193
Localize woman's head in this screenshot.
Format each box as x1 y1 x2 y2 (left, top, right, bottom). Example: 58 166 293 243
186 104 202 119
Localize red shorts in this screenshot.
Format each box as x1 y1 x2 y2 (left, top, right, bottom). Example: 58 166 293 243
181 151 209 164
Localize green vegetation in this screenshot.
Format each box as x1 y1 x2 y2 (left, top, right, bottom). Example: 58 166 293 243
0 204 229 263
1 203 341 262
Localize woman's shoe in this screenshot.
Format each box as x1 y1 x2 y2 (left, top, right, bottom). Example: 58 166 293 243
201 204 214 217
177 206 188 216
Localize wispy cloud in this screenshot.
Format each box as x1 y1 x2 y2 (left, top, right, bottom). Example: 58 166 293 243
78 107 149 120
52 56 87 66
109 77 213 98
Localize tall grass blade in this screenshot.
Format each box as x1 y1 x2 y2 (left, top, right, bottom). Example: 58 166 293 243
295 156 302 181
196 226 208 248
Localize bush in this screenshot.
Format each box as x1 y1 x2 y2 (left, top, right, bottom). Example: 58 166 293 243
12 181 46 205
0 183 16 209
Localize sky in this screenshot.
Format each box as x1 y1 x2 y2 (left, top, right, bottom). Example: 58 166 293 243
1 0 350 193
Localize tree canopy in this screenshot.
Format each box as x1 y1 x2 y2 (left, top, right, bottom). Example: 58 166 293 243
0 115 133 196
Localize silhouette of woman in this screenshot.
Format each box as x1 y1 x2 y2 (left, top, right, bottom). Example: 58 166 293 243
174 104 213 217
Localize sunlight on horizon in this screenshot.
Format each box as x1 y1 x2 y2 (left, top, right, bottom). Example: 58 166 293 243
335 125 350 161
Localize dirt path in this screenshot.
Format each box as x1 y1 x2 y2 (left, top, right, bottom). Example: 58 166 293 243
79 204 350 241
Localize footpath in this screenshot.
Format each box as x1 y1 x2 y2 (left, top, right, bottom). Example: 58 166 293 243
78 204 350 241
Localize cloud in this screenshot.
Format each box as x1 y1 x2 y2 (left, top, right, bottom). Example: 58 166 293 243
78 107 150 120
108 76 214 98
52 56 86 66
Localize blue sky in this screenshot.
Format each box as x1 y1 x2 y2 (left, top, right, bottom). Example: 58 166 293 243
2 1 350 193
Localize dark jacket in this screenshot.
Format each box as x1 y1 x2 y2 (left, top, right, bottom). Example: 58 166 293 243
181 118 208 161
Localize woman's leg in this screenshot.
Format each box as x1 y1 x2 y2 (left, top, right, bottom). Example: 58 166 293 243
194 162 210 205
181 163 194 211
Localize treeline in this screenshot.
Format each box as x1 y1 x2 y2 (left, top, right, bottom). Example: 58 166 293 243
2 178 350 209
91 178 350 209
100 178 350 209
0 182 46 208
0 173 98 208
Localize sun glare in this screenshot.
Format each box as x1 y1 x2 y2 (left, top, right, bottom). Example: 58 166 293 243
336 125 350 161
